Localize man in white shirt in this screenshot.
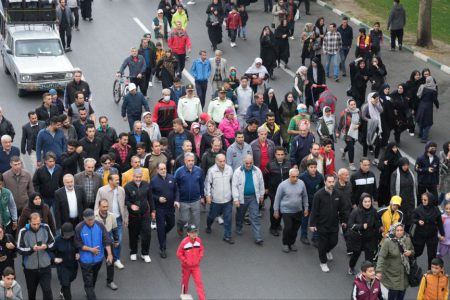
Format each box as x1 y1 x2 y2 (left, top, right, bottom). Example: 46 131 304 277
95 173 128 269
177 84 202 129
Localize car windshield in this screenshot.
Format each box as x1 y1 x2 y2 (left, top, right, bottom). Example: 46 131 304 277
15 39 63 57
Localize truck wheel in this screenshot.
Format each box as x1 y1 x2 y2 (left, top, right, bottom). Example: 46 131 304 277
17 88 26 97
2 58 10 75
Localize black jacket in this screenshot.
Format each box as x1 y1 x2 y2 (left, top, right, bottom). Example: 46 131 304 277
64 80 91 108
124 181 154 217
35 104 60 123
32 164 64 199
168 130 196 158
309 187 350 232
109 145 134 173
128 131 151 153
21 121 46 154
54 186 87 229
200 149 226 175
350 170 377 206
267 158 290 194
72 119 94 140
79 137 103 166
95 126 118 153
0 117 15 141
60 151 84 175
347 204 380 252
412 203 444 238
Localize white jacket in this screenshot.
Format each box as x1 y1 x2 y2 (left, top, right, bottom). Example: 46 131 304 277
232 165 265 204
204 164 233 204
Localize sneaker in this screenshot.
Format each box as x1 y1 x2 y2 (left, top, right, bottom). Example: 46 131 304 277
114 260 125 269
334 77 339 82
141 255 151 263
160 249 167 259
399 45 402 51
107 282 118 290
326 252 333 261
89 18 93 22
65 47 72 53
187 0 195 4
348 267 356 275
282 245 290 253
205 227 212 234
255 239 264 246
289 244 298 251
130 254 137 261
148 82 153 87
270 228 280 236
320 263 330 272
409 132 415 136
349 163 357 171
300 237 310 245
372 159 379 166
347 251 353 256
217 216 224 225
289 36 295 40
223 237 235 244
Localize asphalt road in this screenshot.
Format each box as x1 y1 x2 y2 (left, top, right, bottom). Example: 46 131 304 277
1 0 449 299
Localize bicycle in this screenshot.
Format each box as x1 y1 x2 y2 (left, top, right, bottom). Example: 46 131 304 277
112 75 131 103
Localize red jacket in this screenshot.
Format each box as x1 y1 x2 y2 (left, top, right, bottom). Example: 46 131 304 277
319 147 335 176
168 29 191 55
352 274 382 300
152 99 178 132
177 236 204 268
226 12 242 30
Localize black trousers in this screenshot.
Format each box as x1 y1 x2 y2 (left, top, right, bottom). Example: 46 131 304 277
80 262 102 300
142 68 152 95
156 207 175 250
318 231 339 263
299 0 310 13
269 193 281 230
413 234 438 269
24 267 53 300
129 215 151 255
229 29 237 43
195 80 208 109
59 26 72 49
282 212 302 246
70 7 79 28
104 249 114 284
349 237 377 268
344 138 355 163
390 29 404 49
80 0 92 19
174 53 186 75
131 76 148 96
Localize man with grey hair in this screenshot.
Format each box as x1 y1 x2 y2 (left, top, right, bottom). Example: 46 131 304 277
75 158 102 209
209 50 228 91
54 173 87 229
0 135 20 173
153 88 177 137
204 153 234 244
232 155 265 245
0 107 15 141
273 168 308 253
174 152 205 236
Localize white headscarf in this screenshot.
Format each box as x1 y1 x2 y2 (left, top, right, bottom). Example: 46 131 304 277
246 58 269 77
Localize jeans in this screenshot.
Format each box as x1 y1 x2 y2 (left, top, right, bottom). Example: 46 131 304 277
128 215 151 255
287 21 295 37
235 195 262 241
195 80 208 109
325 53 340 79
24 267 53 300
318 231 339 263
390 29 404 50
282 212 302 246
238 26 247 38
177 200 201 231
130 76 147 96
300 213 318 241
59 26 72 49
388 289 405 300
419 125 432 141
80 262 102 300
156 207 175 250
206 201 232 239
113 217 123 261
339 47 350 75
127 114 141 131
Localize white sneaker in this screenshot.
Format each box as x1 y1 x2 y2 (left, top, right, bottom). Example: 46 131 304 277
114 260 125 269
148 82 153 87
187 0 195 4
349 163 356 171
289 36 295 40
372 159 379 166
326 252 333 261
409 132 414 136
320 263 330 272
130 254 137 261
217 216 224 225
141 255 152 263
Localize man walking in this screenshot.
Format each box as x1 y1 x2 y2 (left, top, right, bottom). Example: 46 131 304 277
387 0 406 51
168 21 191 73
177 85 203 128
190 50 211 109
322 23 342 82
337 17 353 77
226 131 253 171
350 158 377 207
121 83 150 131
21 112 46 173
56 0 74 52
36 116 66 166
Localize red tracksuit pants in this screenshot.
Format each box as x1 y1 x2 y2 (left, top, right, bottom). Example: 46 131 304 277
182 266 205 300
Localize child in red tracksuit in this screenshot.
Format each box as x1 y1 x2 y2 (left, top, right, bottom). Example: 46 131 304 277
177 224 205 300
226 6 242 48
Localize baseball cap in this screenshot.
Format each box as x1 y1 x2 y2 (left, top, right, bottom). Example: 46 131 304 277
49 89 57 96
128 83 137 91
83 208 95 220
61 222 74 238
187 224 198 233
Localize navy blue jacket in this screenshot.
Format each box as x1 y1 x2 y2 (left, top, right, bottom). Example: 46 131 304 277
290 133 315 167
299 171 324 205
337 24 353 48
150 174 177 210
35 128 67 163
245 103 269 125
174 166 204 203
0 146 20 173
415 153 440 186
121 91 150 118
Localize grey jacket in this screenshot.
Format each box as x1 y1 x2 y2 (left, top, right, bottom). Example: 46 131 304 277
387 3 406 30
226 142 253 171
250 139 275 171
56 5 74 27
119 55 147 78
204 164 233 204
274 179 308 213
17 223 55 270
2 170 35 211
0 280 23 300
94 185 128 223
232 165 265 203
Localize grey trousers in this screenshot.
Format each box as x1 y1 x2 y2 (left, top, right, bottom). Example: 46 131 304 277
177 200 201 230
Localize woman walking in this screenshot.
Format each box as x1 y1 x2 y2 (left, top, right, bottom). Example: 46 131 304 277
274 20 290 69
245 58 269 93
377 142 401 207
390 84 409 144
156 49 178 88
337 99 360 171
404 70 421 136
278 92 297 148
260 26 278 79
292 66 307 104
415 76 439 143
350 59 369 108
301 23 316 66
206 6 223 51
305 57 326 113
360 92 383 165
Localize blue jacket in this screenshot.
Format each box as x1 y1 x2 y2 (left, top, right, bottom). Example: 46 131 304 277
290 133 315 166
245 103 269 125
74 221 111 264
174 166 204 203
150 174 177 210
0 146 20 173
299 171 324 204
121 91 150 118
190 58 211 81
36 128 67 163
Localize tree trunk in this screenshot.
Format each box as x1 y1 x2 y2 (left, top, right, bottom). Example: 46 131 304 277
417 0 433 47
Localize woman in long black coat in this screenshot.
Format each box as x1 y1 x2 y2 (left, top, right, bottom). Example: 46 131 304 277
368 56 387 92
260 26 277 79
390 83 409 143
274 20 290 69
416 76 439 143
350 59 369 108
0 226 16 275
378 83 395 147
377 142 401 207
305 57 326 113
206 6 223 51
404 70 421 135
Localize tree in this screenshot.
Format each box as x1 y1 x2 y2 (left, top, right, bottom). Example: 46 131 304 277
417 0 433 47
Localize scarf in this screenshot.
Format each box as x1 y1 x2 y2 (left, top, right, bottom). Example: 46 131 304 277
388 222 410 274
346 106 360 140
395 167 417 208
245 58 268 77
417 76 437 98
162 56 176 76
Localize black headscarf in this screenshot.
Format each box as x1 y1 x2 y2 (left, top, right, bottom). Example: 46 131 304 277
28 192 44 218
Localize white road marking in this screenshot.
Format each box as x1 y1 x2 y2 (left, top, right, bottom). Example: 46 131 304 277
413 51 429 62
441 65 450 75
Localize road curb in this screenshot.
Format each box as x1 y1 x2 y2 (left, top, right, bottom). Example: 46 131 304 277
315 0 450 75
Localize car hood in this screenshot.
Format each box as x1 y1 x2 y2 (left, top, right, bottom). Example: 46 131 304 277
13 55 74 74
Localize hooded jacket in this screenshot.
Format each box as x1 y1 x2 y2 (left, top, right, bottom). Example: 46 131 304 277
415 142 440 186
18 193 56 235
0 280 23 300
387 3 406 31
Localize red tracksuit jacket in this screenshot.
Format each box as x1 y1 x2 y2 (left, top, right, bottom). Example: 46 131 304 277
177 237 204 268
226 12 242 30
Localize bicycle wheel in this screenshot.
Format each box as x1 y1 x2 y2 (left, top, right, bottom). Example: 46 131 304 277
113 79 121 103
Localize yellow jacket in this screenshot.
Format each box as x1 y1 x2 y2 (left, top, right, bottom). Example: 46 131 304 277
378 206 403 237
171 11 188 29
121 168 150 187
417 271 449 300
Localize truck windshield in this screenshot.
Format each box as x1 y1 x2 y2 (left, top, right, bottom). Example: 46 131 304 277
15 39 63 56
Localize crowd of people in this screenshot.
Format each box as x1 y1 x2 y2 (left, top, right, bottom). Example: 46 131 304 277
0 0 448 299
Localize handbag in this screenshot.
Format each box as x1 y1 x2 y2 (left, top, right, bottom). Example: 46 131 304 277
407 256 422 287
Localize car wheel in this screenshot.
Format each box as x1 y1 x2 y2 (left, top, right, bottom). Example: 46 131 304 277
2 58 10 75
17 88 26 97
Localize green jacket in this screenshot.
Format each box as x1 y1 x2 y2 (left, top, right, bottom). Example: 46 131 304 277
376 237 415 290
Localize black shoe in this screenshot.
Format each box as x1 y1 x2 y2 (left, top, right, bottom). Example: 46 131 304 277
65 47 72 52
244 218 251 226
205 227 212 234
255 239 264 246
399 45 402 51
270 228 280 236
223 237 235 244
89 18 93 22
306 12 311 15
311 240 319 248
160 249 167 259
300 237 310 245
